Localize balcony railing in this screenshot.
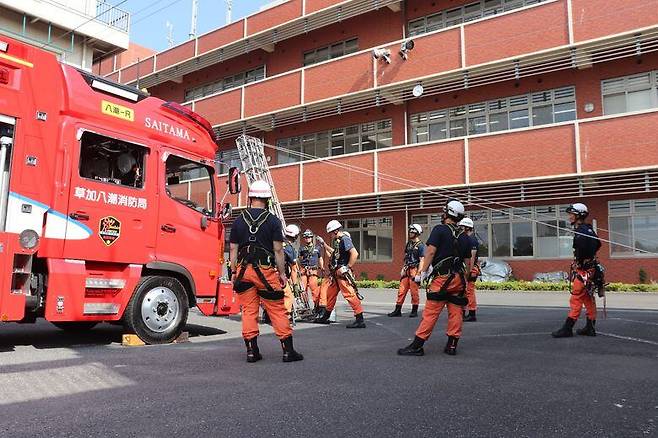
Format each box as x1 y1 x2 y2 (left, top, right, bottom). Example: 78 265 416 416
95 1 130 32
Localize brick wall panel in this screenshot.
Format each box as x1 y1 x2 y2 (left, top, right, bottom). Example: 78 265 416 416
243 71 302 117
469 125 577 183
302 155 374 199
304 52 374 103
572 0 658 42
194 89 243 126
465 0 569 66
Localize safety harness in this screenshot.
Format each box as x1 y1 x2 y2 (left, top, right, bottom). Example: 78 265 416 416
233 209 284 300
570 258 608 317
329 235 363 301
299 243 320 277
425 224 468 306
401 240 423 278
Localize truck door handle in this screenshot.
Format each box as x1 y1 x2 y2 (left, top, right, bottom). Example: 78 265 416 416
161 224 176 233
69 211 90 221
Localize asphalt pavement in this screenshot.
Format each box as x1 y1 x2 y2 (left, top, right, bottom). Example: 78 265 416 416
0 290 657 438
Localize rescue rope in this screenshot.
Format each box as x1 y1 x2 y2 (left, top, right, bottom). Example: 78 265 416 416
265 142 658 256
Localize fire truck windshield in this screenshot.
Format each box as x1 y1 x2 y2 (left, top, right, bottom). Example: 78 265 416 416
79 131 146 188
164 154 215 217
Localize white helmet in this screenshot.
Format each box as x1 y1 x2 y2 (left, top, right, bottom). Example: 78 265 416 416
248 180 272 199
445 199 465 220
284 224 300 238
458 218 474 229
566 203 588 218
409 224 422 235
326 220 342 233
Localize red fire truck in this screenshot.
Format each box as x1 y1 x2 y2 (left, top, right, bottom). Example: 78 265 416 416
0 36 239 344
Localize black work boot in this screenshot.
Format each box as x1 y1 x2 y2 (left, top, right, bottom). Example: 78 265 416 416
576 318 596 336
314 307 331 324
244 337 263 363
397 336 425 356
261 310 271 325
313 303 321 317
409 305 419 318
388 305 402 317
346 313 366 329
281 336 304 362
552 317 576 338
464 310 477 322
444 336 459 356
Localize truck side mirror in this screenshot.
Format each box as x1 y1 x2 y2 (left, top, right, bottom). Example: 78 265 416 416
228 167 241 194
220 203 232 220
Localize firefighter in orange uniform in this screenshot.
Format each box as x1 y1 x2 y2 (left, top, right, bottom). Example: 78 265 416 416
282 224 301 317
229 180 303 363
552 203 603 338
388 224 426 318
314 220 366 328
458 218 480 322
299 229 324 315
398 200 471 356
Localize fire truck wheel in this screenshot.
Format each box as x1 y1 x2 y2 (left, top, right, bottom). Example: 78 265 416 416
124 276 189 344
52 322 99 331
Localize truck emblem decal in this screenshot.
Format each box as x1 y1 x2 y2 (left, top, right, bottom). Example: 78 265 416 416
99 216 121 246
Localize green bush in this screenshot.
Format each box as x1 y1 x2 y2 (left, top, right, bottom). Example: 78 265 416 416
639 268 648 284
359 271 369 281
354 280 658 292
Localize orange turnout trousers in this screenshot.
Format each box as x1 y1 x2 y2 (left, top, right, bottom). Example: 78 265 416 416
235 264 293 341
284 283 294 314
415 274 464 340
396 267 420 306
568 267 597 320
465 266 480 311
319 272 363 315
300 267 321 305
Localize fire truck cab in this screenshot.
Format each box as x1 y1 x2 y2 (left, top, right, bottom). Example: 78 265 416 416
0 36 238 344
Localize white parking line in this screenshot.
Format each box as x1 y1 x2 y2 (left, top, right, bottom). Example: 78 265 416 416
608 317 658 327
597 332 658 346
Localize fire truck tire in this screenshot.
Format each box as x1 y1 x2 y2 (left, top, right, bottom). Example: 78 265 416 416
52 322 99 331
124 275 189 344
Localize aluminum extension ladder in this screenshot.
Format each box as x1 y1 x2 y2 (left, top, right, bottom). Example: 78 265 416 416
235 135 314 322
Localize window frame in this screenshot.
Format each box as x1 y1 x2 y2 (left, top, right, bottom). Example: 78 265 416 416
342 216 394 262
409 86 576 143
164 153 217 217
302 37 359 67
608 198 658 258
78 129 149 191
601 70 658 116
184 65 266 102
275 118 393 164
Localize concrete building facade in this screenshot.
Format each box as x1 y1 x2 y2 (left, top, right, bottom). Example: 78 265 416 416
0 0 129 69
101 0 658 283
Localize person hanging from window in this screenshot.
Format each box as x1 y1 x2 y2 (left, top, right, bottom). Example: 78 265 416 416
388 224 426 318
299 229 324 316
398 200 471 356
229 180 303 363
552 203 603 338
314 220 365 328
458 218 480 322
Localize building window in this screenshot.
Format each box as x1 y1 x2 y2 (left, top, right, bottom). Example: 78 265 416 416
184 66 265 101
608 199 658 256
408 0 546 37
342 217 393 262
217 148 242 175
276 119 392 164
303 38 359 66
412 204 572 259
410 86 575 143
602 71 658 116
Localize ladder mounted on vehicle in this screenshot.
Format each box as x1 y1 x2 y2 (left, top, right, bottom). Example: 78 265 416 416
235 135 314 322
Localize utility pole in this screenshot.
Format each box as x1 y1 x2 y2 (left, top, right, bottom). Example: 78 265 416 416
189 0 198 40
226 0 233 25
166 21 174 47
